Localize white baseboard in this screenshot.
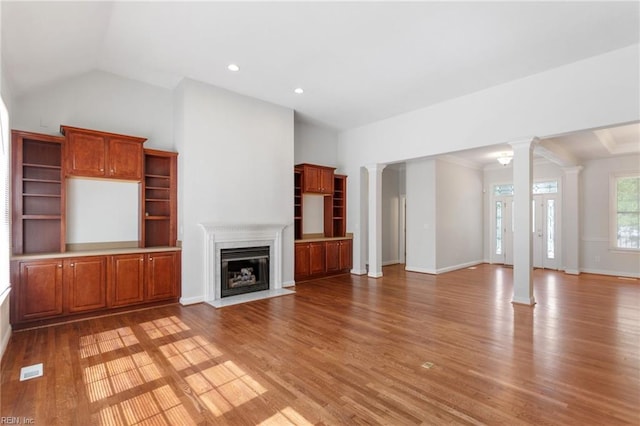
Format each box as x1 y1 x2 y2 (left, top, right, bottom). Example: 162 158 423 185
350 268 367 275
0 287 11 362
180 296 204 305
564 269 580 275
1 323 11 361
282 280 296 288
511 296 536 306
406 260 484 275
580 268 640 279
405 265 437 275
368 271 383 278
382 259 400 266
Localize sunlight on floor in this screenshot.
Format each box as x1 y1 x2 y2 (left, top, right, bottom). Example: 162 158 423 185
79 326 139 359
140 315 191 339
79 315 312 425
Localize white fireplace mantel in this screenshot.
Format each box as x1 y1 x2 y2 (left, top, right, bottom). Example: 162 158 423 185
200 223 293 307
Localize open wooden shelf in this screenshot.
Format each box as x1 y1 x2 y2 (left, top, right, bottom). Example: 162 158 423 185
12 130 66 254
142 149 177 247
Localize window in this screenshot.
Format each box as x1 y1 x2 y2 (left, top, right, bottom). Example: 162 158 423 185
0 97 9 300
612 174 640 249
495 201 503 255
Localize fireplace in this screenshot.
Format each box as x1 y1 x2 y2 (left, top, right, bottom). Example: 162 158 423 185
200 223 294 307
220 246 269 297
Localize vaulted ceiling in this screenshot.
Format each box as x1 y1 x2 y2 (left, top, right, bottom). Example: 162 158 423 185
1 1 638 164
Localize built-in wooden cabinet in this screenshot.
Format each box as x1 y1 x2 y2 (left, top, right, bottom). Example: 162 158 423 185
295 238 352 281
146 251 180 300
142 149 178 247
11 123 181 329
294 163 350 281
309 242 327 275
299 163 335 194
61 125 146 180
326 239 352 273
11 130 66 255
65 256 107 313
13 259 64 321
10 249 181 328
294 243 310 278
109 253 145 308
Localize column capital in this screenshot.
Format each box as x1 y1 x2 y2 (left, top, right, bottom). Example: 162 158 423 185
563 165 584 175
365 163 387 174
509 137 539 151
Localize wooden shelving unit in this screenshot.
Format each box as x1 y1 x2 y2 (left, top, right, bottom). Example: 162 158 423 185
12 130 66 254
322 173 347 238
141 149 177 247
332 174 346 237
294 167 303 240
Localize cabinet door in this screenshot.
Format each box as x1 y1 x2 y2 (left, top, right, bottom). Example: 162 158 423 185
320 168 334 194
146 252 178 301
309 242 326 275
65 132 106 177
339 240 353 270
108 138 143 180
303 167 322 193
295 243 310 279
325 241 341 272
18 259 63 320
65 256 107 313
110 254 145 307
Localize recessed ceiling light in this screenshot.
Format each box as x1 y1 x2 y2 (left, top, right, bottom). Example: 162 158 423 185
227 64 240 72
294 88 304 94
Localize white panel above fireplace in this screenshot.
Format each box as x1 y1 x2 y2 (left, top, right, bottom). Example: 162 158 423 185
200 223 292 307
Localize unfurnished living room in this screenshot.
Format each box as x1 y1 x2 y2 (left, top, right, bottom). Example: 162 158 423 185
0 2 639 425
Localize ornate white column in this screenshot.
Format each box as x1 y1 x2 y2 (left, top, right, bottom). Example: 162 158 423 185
366 164 386 278
510 138 537 306
563 166 583 275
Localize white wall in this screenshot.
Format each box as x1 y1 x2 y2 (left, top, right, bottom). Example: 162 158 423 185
581 155 640 277
435 158 483 271
294 118 338 167
405 158 437 273
175 79 294 304
302 194 325 235
382 166 400 265
12 70 174 150
339 45 640 274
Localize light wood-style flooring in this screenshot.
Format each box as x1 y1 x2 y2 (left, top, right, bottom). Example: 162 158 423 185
1 264 639 425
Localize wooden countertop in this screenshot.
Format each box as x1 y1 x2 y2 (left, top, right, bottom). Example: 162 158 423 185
11 246 181 261
295 235 353 243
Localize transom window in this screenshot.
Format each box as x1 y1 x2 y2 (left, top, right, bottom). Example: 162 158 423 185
493 181 558 196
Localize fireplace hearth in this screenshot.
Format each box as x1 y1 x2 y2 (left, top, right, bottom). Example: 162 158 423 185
221 246 269 297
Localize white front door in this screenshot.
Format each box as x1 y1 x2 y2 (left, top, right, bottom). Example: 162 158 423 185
532 194 560 269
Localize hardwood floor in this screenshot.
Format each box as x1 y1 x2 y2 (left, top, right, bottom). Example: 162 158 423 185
1 264 638 425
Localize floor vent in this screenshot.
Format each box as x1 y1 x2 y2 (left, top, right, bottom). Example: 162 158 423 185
19 363 43 381
421 361 434 369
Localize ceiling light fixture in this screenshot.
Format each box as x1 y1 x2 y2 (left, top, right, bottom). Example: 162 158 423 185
227 64 240 72
294 88 304 94
497 153 513 166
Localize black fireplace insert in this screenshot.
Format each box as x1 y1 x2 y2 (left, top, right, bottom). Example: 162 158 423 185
220 246 270 297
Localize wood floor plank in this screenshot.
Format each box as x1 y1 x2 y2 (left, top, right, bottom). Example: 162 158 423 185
1 264 639 425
